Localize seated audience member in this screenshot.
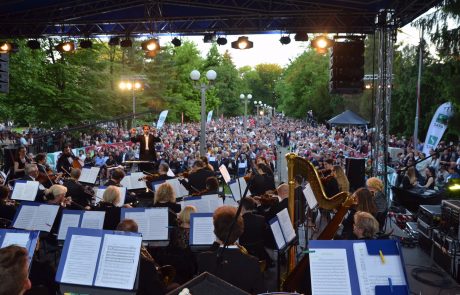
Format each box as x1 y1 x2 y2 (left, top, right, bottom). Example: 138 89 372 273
95 185 131 230
423 167 436 189
353 211 379 239
0 245 31 295
366 177 388 231
196 206 265 294
239 197 271 264
116 219 167 295
341 188 378 240
0 185 16 222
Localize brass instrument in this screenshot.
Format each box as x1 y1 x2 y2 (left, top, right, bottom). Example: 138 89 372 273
283 153 351 292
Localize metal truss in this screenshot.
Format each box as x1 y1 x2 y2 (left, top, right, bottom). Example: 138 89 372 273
372 9 396 197
0 0 442 37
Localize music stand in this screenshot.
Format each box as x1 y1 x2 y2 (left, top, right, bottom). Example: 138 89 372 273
166 272 249 295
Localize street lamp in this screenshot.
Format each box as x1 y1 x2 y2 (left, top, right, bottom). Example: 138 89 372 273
119 78 143 127
190 69 217 156
254 100 263 120
240 93 252 132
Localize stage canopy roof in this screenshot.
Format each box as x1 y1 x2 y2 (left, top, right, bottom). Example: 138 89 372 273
328 110 369 126
0 0 442 38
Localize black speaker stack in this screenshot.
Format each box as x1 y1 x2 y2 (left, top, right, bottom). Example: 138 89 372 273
345 157 365 192
329 40 364 94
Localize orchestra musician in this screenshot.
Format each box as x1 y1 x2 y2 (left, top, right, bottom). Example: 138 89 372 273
247 163 276 196
17 164 46 202
0 185 16 221
130 125 162 173
35 153 59 189
184 160 215 194
196 206 265 294
150 182 180 227
104 168 125 187
13 146 31 179
94 186 132 230
63 168 93 209
56 145 78 174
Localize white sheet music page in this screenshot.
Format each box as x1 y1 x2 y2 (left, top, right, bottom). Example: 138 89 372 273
128 172 146 190
145 208 169 240
81 211 105 229
166 178 188 198
2 232 30 248
303 183 318 209
58 213 81 240
88 167 101 184
115 187 127 207
120 174 132 188
13 205 35 230
219 165 231 184
353 242 406 295
33 204 59 232
229 177 247 201
276 208 296 244
79 168 92 183
269 220 286 250
309 248 352 295
12 181 39 201
191 216 215 245
94 234 141 290
60 234 102 285
124 211 149 240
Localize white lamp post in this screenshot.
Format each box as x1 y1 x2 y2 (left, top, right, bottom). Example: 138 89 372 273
190 69 217 156
240 93 252 132
119 78 143 127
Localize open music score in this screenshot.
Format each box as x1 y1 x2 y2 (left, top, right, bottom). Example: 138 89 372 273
228 177 247 202
121 208 169 241
56 228 142 290
57 210 106 240
190 213 215 246
121 172 147 190
79 167 101 184
269 208 296 250
12 202 60 232
0 229 40 265
11 180 39 201
303 183 318 209
181 194 223 213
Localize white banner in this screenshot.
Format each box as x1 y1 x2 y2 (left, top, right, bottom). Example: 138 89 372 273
206 110 213 123
422 102 454 156
156 110 168 129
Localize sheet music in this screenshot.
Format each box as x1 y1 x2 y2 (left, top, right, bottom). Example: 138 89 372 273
121 172 146 190
81 211 105 229
166 178 189 198
2 232 30 248
219 165 231 184
167 168 175 177
191 216 215 245
94 233 141 290
303 183 318 209
13 205 35 230
33 204 59 232
229 177 247 201
11 181 39 201
269 220 285 250
183 196 223 213
353 242 406 295
58 213 81 240
277 208 296 244
79 167 100 184
60 235 102 285
125 209 169 240
309 248 352 295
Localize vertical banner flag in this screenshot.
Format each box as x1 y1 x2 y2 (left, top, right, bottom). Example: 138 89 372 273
156 110 169 129
207 110 213 123
422 102 454 156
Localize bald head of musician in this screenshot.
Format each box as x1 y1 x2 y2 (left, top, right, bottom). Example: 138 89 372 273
276 183 289 200
213 206 244 245
0 245 31 295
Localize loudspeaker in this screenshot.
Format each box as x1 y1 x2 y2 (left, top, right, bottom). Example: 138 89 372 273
345 157 365 192
329 40 364 94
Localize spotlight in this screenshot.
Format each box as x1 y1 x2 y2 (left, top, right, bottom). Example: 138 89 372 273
311 35 334 52
294 32 309 42
0 41 12 53
171 37 181 47
203 33 215 43
26 40 41 50
79 39 92 49
279 36 291 45
108 37 120 46
120 39 132 48
141 38 160 52
56 41 75 53
231 36 253 50
216 37 227 46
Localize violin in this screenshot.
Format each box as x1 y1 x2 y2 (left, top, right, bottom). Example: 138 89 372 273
253 192 279 206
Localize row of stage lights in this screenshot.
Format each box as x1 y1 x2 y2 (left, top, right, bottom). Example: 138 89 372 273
0 34 335 54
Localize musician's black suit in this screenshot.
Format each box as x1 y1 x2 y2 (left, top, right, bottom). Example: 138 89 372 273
186 168 215 194
130 134 161 162
197 246 265 293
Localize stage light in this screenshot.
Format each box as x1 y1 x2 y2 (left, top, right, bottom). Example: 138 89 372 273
231 36 253 50
0 41 12 53
79 39 92 49
56 41 75 53
216 37 227 46
294 32 309 42
171 37 181 47
141 38 160 52
120 39 132 48
26 40 41 50
311 35 333 51
203 33 215 43
108 37 120 46
279 36 291 45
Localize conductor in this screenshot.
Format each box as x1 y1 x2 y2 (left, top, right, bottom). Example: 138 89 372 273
130 125 161 173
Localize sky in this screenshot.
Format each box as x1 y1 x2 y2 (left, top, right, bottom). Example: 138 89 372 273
157 8 438 69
